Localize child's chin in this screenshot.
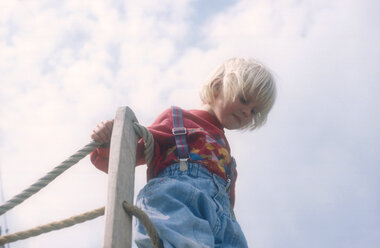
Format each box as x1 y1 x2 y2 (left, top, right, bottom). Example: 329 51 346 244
224 123 241 130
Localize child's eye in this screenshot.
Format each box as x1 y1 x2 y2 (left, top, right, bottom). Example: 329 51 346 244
251 109 256 115
239 96 247 104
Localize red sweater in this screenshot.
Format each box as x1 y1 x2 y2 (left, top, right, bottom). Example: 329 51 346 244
90 108 238 206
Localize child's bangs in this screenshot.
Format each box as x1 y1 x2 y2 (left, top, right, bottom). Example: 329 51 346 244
240 72 276 130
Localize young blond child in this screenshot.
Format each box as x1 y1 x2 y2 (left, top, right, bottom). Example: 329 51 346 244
91 57 277 247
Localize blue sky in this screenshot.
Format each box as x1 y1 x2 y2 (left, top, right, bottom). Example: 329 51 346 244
0 0 379 247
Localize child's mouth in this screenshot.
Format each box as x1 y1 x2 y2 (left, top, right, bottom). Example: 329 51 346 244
232 114 241 125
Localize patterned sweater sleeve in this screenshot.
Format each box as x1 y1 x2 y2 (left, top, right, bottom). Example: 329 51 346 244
90 108 172 173
90 140 159 173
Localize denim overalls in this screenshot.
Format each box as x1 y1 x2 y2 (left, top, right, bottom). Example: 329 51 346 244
134 107 248 248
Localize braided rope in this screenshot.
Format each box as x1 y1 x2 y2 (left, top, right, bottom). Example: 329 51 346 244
0 116 158 246
0 122 153 217
0 202 162 247
0 141 102 216
132 122 154 166
123 201 163 248
0 207 105 246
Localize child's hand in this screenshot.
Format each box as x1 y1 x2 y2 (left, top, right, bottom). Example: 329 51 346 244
91 120 114 144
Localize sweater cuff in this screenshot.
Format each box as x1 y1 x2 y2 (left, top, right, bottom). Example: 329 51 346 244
90 147 110 173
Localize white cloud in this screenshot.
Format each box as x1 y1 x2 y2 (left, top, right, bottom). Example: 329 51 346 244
196 0 380 247
0 0 379 247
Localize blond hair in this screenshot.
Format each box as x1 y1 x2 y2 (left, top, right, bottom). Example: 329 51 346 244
200 57 277 130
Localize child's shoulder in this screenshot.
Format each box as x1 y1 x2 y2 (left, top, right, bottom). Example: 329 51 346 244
153 107 222 131
184 109 224 132
157 107 208 119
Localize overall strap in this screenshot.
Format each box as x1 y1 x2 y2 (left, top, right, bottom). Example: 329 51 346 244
225 157 236 192
172 106 189 171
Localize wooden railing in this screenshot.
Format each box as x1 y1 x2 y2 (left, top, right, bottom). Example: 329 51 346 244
103 106 138 248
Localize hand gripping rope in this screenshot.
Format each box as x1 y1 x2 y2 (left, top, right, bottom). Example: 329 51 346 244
0 119 162 248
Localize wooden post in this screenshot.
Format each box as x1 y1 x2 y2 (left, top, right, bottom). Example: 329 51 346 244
103 106 138 248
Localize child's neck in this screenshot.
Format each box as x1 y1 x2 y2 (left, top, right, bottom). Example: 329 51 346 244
202 105 216 117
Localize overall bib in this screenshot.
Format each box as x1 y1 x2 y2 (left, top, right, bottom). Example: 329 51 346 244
134 107 248 248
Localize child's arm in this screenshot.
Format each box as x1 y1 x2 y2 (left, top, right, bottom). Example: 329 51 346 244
89 119 153 172
90 108 171 174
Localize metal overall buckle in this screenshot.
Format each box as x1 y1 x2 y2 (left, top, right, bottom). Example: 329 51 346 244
179 157 189 171
172 127 187 135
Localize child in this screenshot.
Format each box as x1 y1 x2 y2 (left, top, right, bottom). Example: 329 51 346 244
91 57 277 247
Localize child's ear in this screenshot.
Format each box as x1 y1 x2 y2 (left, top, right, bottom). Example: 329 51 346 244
211 79 223 97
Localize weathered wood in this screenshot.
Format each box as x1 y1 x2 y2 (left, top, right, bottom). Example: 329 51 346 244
103 106 138 248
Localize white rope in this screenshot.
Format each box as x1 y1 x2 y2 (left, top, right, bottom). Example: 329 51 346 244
0 122 156 246
0 207 105 246
0 141 102 216
0 122 154 217
132 122 154 166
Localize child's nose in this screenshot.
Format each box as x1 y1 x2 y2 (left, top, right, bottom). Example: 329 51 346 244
241 106 250 117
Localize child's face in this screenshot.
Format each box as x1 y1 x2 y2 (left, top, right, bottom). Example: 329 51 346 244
211 88 257 130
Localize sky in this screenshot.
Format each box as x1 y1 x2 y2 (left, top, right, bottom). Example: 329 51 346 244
0 0 379 247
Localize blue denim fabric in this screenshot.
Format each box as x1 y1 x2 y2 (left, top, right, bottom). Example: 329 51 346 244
134 163 248 248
